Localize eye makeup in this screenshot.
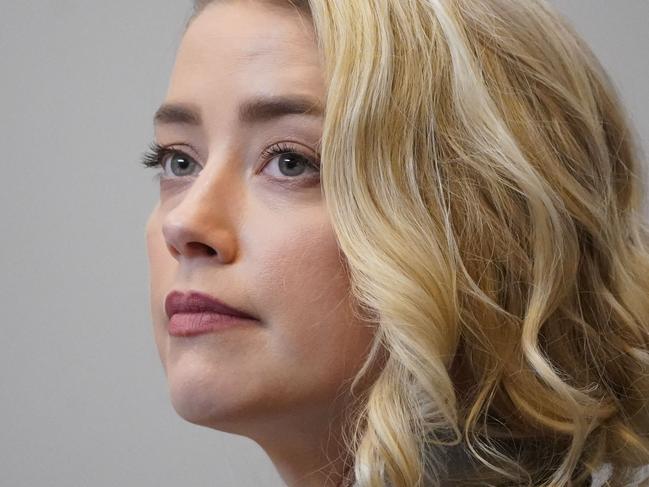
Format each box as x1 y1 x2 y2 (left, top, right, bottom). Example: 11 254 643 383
140 141 321 185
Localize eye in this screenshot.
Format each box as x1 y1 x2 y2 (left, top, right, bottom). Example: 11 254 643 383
139 143 200 179
140 141 320 183
260 142 320 181
161 151 200 178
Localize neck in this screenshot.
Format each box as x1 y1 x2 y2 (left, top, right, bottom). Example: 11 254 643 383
240 399 358 487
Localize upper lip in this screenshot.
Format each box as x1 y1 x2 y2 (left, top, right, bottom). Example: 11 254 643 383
164 290 258 321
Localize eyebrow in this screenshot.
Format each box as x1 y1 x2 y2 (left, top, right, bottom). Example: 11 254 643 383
153 95 324 127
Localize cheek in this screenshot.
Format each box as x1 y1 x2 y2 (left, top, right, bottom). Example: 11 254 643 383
146 227 168 286
145 210 174 366
251 215 376 398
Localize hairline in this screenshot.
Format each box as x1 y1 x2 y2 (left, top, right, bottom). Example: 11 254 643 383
188 0 311 29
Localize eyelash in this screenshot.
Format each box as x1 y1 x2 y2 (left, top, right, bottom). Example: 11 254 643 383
139 142 321 182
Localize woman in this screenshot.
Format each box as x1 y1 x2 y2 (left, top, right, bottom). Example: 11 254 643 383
142 0 649 485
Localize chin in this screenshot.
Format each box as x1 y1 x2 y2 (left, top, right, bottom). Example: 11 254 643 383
166 362 223 422
164 359 260 433
169 391 226 429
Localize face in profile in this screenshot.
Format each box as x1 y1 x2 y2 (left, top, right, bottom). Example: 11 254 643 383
144 0 377 448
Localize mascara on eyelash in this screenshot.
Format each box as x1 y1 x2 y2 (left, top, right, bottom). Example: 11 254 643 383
140 142 166 168
261 142 321 170
139 141 321 173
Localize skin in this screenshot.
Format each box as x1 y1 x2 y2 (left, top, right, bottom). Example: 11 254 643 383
145 1 381 485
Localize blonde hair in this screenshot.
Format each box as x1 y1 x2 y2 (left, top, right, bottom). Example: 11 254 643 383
191 1 649 485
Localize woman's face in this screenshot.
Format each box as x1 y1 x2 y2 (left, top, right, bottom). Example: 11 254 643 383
145 0 377 440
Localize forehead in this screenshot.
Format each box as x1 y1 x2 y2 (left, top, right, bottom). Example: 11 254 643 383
168 1 322 102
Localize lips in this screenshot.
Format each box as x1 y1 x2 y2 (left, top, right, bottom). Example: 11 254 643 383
164 290 258 321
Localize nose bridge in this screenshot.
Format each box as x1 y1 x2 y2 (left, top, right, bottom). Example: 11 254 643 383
161 152 243 262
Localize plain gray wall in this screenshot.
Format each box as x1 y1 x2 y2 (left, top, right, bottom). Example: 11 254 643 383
0 2 647 486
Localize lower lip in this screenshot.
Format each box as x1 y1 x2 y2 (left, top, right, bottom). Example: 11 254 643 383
168 312 255 337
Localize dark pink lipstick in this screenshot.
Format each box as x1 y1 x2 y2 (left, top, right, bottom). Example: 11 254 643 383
165 290 258 337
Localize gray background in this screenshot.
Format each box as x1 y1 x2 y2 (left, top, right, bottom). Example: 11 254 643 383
0 1 647 486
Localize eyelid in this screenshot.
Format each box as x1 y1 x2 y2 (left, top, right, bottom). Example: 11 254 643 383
154 140 320 182
163 144 203 166
259 141 321 169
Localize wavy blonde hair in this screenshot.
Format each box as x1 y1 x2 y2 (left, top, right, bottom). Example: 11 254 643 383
191 1 649 485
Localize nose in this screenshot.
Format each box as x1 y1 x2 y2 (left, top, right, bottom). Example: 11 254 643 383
161 170 239 264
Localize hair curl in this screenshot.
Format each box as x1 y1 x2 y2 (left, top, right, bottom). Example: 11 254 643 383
191 1 649 485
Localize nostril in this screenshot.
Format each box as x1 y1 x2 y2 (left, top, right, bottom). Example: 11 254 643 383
185 241 218 257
